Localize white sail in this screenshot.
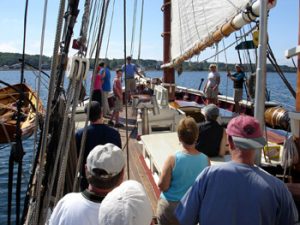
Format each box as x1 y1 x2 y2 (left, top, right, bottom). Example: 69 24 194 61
169 0 276 67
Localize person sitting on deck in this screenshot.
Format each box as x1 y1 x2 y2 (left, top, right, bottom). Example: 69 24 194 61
108 68 124 128
75 101 121 191
156 117 210 225
227 64 245 114
142 80 154 96
48 143 125 225
175 115 299 225
195 104 227 157
98 180 153 225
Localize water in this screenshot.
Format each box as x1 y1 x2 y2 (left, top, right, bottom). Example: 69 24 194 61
0 69 297 223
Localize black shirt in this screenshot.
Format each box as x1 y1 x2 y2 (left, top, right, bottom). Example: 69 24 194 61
196 120 223 157
75 124 122 190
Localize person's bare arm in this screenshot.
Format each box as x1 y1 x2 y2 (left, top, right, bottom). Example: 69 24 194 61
158 155 175 192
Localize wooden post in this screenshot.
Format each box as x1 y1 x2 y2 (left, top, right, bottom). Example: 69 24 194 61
162 0 175 101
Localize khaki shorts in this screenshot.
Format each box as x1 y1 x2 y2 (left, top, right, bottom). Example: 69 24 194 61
113 97 123 112
234 88 243 102
125 78 136 92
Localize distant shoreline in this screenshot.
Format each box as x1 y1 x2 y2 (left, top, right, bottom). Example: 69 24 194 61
0 52 296 73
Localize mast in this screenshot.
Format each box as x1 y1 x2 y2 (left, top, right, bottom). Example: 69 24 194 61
162 0 175 101
254 0 268 165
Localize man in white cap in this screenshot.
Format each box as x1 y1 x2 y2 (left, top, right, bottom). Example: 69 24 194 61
196 104 227 157
203 64 220 104
176 115 298 225
227 64 245 113
98 180 153 225
48 143 125 225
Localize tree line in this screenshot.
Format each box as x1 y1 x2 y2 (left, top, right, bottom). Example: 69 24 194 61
0 52 296 73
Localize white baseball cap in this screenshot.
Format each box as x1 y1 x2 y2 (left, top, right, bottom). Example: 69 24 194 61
98 180 153 225
86 143 125 178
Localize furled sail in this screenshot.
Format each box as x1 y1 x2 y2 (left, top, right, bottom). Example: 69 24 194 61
166 0 276 67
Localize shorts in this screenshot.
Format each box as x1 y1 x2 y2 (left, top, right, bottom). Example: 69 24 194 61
204 87 218 99
113 97 123 112
234 88 243 102
156 198 180 225
125 78 136 92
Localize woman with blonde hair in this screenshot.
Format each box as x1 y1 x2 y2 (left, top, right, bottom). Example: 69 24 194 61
156 117 210 225
203 63 220 104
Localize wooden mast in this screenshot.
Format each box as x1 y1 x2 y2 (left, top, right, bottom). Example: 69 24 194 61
162 0 175 101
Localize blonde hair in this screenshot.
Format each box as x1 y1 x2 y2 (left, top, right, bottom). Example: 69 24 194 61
177 117 199 145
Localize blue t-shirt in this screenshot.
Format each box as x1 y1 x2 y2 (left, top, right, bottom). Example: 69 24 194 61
100 68 111 91
176 161 298 225
161 151 209 201
232 71 245 89
122 63 137 79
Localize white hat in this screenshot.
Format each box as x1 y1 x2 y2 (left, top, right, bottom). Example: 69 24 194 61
86 143 125 178
98 180 153 225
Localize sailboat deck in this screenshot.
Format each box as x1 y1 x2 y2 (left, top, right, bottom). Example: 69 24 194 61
75 105 159 214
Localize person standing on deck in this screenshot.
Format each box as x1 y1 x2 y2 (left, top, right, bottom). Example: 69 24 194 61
227 64 245 113
48 143 125 225
156 117 210 225
100 62 111 117
175 115 299 225
203 64 220 104
196 104 227 157
108 68 124 128
122 56 143 103
91 62 104 106
75 101 121 191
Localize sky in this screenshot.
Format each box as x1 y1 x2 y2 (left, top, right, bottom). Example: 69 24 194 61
0 0 298 66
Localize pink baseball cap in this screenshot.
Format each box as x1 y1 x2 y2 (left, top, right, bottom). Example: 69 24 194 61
226 115 266 149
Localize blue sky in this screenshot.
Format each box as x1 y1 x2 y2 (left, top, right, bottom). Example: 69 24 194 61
0 0 298 66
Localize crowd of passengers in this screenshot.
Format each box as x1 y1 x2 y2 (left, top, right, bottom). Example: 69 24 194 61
46 99 298 225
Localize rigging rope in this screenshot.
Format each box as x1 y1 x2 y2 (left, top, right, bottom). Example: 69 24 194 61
282 135 299 180
31 0 66 224
267 43 296 98
137 0 144 63
8 0 29 224
123 0 130 179
222 39 229 103
105 0 116 59
130 0 138 56
198 27 256 64
73 0 111 191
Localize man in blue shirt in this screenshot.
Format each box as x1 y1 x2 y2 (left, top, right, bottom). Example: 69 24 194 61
176 115 298 225
122 56 143 102
100 62 111 117
227 64 245 113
